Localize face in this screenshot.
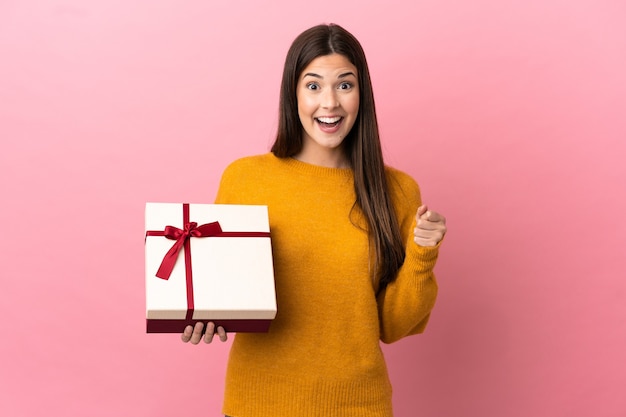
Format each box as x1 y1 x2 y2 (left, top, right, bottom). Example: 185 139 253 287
295 53 359 167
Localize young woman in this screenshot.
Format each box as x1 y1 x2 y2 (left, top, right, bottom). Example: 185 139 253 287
182 23 447 417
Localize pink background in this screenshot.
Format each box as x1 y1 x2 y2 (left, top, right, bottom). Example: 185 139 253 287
1 1 625 416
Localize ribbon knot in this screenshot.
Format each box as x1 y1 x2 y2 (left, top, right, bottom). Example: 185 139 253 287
153 221 223 280
163 222 207 239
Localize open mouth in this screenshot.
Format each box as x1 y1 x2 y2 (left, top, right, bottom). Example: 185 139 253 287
315 116 343 128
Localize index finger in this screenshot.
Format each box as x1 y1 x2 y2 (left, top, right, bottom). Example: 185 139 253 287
425 210 446 224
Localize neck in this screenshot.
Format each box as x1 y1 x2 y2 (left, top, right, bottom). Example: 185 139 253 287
293 145 350 169
292 153 350 168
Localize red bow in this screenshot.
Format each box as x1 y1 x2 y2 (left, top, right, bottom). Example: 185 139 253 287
154 221 223 279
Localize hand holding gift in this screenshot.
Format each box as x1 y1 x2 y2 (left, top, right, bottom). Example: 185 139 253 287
181 322 228 344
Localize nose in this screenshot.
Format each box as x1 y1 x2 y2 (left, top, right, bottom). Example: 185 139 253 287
321 88 339 109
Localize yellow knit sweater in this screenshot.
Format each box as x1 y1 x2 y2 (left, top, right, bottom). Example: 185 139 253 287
215 153 439 417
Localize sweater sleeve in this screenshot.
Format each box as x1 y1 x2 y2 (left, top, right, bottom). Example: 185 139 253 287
376 170 440 344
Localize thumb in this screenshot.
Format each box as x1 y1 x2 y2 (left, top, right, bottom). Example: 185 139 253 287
416 205 428 219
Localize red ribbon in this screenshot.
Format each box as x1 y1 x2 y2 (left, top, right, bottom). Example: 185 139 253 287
146 203 270 320
147 221 221 280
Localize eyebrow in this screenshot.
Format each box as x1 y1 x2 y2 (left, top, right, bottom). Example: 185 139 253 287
302 71 357 79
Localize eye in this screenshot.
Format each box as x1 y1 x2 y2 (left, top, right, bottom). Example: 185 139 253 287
306 82 319 90
338 82 353 90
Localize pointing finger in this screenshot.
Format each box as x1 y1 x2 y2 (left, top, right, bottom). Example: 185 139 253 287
416 219 440 231
426 210 446 224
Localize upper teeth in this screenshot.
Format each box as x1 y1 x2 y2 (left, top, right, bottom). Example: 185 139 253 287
317 117 341 123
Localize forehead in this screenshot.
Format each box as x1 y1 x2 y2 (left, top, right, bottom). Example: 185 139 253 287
300 53 358 78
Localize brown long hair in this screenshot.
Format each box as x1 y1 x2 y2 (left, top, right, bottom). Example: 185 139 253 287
271 23 405 290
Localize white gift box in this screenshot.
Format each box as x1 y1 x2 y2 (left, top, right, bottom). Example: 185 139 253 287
145 203 277 333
